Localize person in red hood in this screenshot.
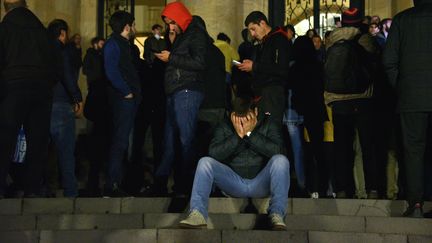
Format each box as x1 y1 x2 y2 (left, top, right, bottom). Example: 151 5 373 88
151 2 208 198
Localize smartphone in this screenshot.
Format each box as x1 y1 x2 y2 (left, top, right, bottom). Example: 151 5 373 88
232 60 241 65
151 48 162 53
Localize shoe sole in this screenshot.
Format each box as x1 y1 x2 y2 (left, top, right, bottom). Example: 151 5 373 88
178 223 207 229
272 225 287 231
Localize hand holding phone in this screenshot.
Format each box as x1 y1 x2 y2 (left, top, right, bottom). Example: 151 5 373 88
232 60 242 66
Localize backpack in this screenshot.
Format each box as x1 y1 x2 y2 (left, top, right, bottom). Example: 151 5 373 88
324 35 371 94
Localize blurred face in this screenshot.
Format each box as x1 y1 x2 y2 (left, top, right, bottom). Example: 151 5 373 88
383 20 392 32
97 40 105 49
122 21 136 40
164 17 181 34
369 24 380 36
371 16 380 24
287 29 294 40
247 20 268 41
153 27 162 36
73 35 81 45
312 36 322 50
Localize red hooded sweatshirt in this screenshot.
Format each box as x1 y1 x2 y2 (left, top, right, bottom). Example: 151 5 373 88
161 2 193 32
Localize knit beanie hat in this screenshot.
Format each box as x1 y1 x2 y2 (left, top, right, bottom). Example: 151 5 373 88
342 8 362 27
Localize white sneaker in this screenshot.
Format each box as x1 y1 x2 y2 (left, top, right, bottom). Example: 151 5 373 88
270 213 287 231
179 209 207 229
311 192 319 199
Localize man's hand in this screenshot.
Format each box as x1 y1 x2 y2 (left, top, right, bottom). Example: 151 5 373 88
237 59 253 72
155 50 170 63
74 102 84 118
124 93 134 99
231 113 245 138
241 108 258 135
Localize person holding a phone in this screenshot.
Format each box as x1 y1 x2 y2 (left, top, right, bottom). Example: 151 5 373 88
237 11 292 125
151 2 208 197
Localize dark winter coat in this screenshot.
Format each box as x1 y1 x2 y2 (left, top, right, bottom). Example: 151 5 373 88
251 28 292 94
382 0 432 112
209 115 286 179
0 7 56 96
162 5 208 95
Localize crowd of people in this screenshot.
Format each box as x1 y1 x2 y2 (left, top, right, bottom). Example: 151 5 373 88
1 0 432 230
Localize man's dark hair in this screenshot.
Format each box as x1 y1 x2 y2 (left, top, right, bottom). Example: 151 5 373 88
284 24 295 35
4 0 27 12
232 96 255 117
109 11 135 34
91 37 104 46
152 24 163 31
217 32 231 43
244 11 269 27
47 19 69 40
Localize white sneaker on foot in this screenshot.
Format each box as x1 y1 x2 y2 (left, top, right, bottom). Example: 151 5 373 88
270 213 287 231
179 209 207 229
311 192 319 199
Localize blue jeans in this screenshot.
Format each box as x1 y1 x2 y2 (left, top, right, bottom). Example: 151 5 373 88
50 102 77 197
190 155 290 219
106 97 138 189
284 90 305 189
155 89 204 192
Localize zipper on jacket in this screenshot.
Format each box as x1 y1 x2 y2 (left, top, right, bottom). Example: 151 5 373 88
275 49 279 64
176 68 180 81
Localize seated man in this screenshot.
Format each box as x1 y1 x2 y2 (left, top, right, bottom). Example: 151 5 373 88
179 96 290 230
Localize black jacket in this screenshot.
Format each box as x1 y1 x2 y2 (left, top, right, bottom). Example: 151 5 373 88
201 43 226 109
52 40 82 104
383 0 432 112
251 29 292 94
209 115 285 179
83 48 109 121
0 7 56 94
164 17 208 95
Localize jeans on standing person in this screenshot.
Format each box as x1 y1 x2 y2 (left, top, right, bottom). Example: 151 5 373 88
155 89 204 194
189 155 290 219
50 102 78 197
106 96 139 190
284 89 305 189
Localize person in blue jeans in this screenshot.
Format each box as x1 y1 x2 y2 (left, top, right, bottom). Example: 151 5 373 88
103 11 141 197
179 97 290 230
47 19 83 198
152 2 208 196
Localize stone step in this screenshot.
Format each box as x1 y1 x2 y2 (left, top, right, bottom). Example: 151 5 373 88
0 229 431 243
1 197 430 217
0 213 431 235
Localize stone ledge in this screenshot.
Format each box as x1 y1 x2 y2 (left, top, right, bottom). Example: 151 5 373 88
39 229 157 243
365 217 432 236
308 231 407 243
36 214 143 230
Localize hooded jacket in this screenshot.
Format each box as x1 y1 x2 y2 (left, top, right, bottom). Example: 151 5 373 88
250 28 292 94
0 7 56 94
324 27 377 106
383 0 432 112
161 2 208 95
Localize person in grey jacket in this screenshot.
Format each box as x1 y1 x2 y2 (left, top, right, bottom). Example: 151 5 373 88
383 0 432 218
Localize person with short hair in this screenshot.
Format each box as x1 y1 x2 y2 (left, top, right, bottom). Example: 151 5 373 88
179 96 290 230
237 11 292 124
103 11 141 197
47 19 83 198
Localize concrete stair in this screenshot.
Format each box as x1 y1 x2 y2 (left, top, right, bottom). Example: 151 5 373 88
0 198 431 243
